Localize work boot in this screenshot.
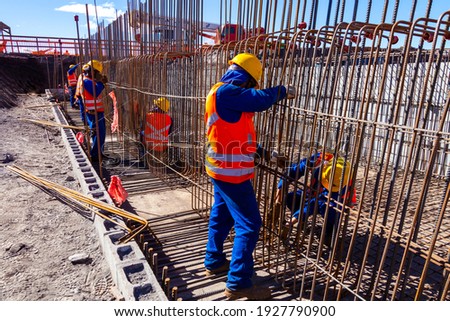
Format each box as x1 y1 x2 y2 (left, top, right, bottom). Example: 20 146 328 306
224 285 272 300
205 260 230 276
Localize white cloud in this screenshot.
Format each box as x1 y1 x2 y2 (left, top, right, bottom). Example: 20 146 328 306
55 2 124 23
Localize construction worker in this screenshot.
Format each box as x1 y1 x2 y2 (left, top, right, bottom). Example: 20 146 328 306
66 64 79 108
76 60 108 162
275 152 356 244
143 97 173 167
75 67 88 125
204 52 296 300
0 40 6 53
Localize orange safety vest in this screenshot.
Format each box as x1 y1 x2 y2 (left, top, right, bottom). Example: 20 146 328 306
67 71 77 87
205 82 257 184
144 112 172 151
75 74 83 97
80 76 104 112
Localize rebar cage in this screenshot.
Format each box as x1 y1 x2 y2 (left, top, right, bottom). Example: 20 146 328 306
74 1 450 301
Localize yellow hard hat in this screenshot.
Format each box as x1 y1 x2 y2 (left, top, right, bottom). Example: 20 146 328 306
69 64 75 68
321 157 350 192
154 97 170 112
87 59 103 73
229 53 262 84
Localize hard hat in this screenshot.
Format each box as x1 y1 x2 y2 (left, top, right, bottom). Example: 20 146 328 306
153 97 170 112
69 64 75 69
82 64 91 71
321 157 350 192
229 53 262 84
87 59 103 73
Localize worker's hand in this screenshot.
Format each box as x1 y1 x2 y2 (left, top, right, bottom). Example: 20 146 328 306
286 85 296 99
270 150 288 168
275 155 288 168
101 75 108 84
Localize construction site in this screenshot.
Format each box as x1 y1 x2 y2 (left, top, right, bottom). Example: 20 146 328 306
1 0 450 302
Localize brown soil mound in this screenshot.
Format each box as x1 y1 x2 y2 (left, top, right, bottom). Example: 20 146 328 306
0 54 76 108
0 55 48 108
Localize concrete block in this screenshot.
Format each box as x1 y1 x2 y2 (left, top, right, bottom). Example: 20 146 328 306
52 105 167 301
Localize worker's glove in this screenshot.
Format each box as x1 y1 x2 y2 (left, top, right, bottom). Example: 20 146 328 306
270 150 288 168
286 85 296 99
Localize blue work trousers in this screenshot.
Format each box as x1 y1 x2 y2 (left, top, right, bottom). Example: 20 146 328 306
205 178 262 290
77 100 86 124
68 86 76 107
286 190 338 236
86 112 106 159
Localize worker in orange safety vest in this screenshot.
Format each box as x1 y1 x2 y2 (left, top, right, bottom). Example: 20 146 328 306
76 60 108 162
66 64 79 108
143 97 173 167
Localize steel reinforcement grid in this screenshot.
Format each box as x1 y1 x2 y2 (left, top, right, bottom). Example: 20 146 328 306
61 1 450 301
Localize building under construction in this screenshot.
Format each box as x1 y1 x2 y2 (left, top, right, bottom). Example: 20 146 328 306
2 0 450 301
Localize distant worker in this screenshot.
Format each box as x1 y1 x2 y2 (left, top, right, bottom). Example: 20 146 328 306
203 52 296 300
76 60 108 162
0 40 6 54
66 64 79 108
143 97 173 167
275 152 356 245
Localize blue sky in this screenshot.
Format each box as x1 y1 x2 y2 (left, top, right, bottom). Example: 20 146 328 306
0 1 448 39
0 0 223 39
0 0 129 38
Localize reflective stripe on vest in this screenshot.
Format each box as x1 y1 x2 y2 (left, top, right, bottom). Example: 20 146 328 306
206 112 219 130
204 82 256 184
84 97 104 111
205 160 255 177
145 122 171 141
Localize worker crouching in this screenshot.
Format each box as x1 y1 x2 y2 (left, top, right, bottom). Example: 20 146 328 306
143 97 173 168
276 152 357 246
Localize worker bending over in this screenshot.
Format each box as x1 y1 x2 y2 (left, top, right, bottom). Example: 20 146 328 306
143 97 173 168
276 151 356 245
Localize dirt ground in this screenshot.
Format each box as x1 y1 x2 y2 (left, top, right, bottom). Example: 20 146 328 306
0 93 116 301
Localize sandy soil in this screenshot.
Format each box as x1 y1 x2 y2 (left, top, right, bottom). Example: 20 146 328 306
0 93 116 301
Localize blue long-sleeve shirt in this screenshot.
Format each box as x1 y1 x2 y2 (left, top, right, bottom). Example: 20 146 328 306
278 152 352 203
216 69 287 123
82 77 105 97
277 153 322 190
67 63 79 75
